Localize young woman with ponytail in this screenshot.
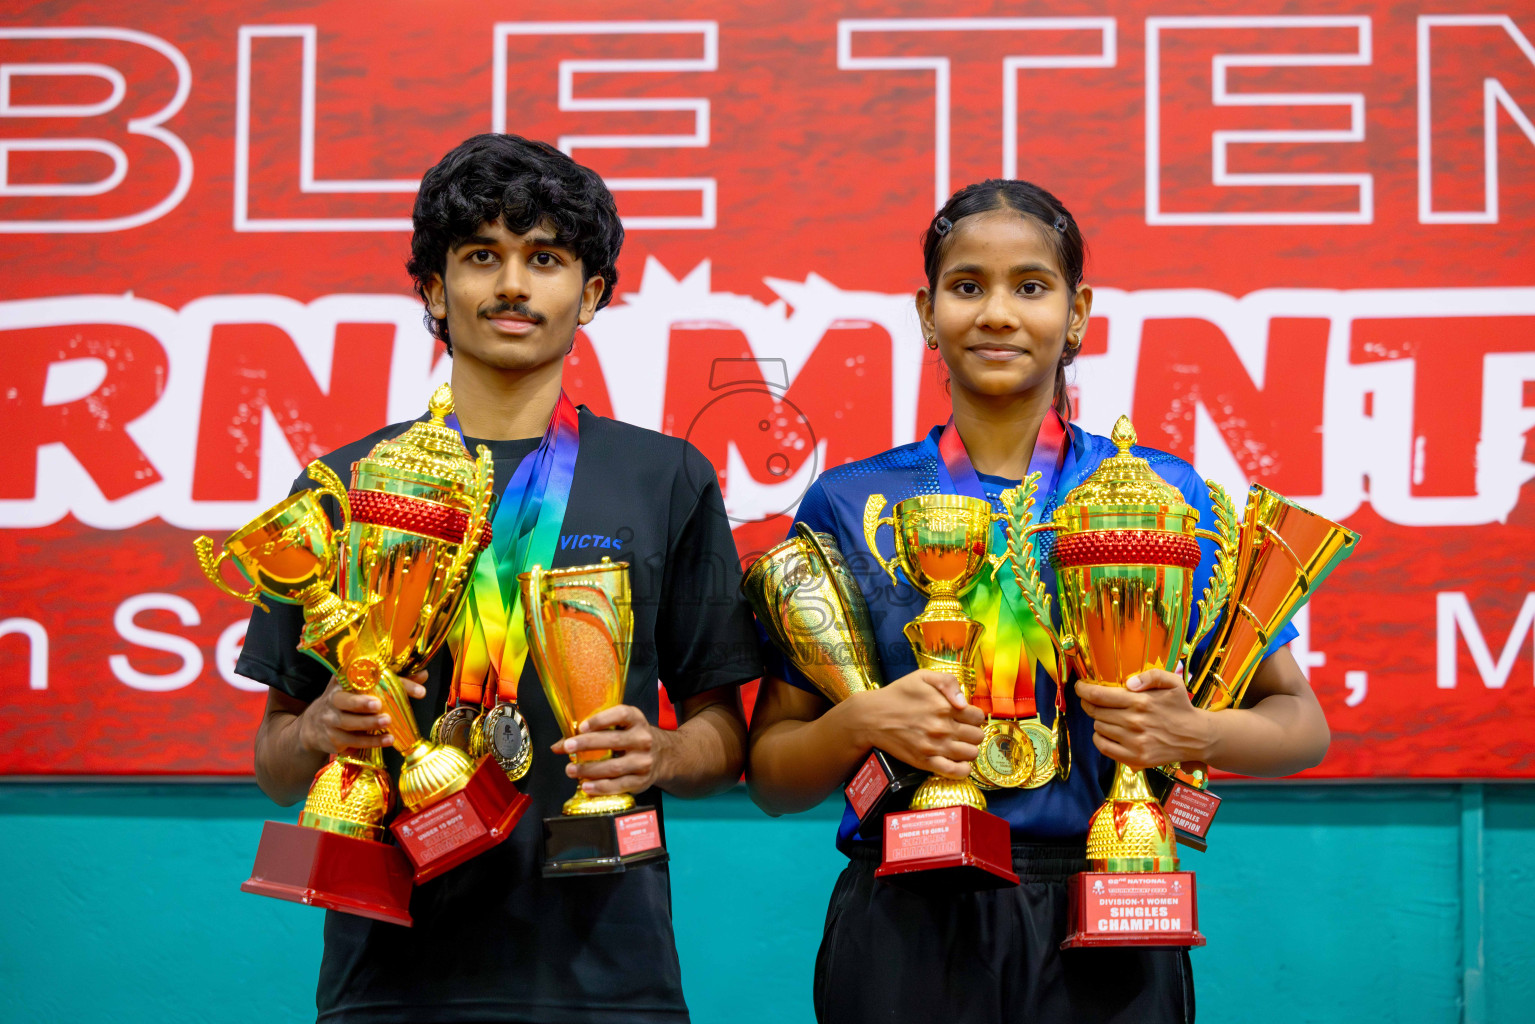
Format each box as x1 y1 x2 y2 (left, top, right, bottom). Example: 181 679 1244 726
745 180 1329 1023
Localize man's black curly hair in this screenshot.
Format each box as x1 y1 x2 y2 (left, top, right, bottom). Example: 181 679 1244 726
406 133 624 355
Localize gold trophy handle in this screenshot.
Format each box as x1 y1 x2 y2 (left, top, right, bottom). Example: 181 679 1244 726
443 446 496 595
1257 522 1311 593
305 460 352 527
861 494 901 588
193 536 270 612
523 563 551 679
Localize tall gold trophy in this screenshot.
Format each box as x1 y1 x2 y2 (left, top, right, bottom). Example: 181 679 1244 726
999 416 1358 947
861 495 1019 890
742 525 925 833
195 385 528 925
521 557 667 876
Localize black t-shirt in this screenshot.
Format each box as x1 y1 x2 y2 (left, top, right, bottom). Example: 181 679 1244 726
237 407 763 1024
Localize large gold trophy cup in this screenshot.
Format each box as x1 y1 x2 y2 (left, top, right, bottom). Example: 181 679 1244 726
742 525 925 832
522 557 667 876
861 494 1019 890
195 385 528 924
999 416 1206 946
999 415 1359 947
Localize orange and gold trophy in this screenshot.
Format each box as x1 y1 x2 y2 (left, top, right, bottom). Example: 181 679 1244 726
521 558 667 876
862 495 1019 891
743 525 924 834
998 416 1357 948
195 385 527 926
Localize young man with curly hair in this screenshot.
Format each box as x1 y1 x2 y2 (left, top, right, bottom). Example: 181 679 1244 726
237 134 761 1024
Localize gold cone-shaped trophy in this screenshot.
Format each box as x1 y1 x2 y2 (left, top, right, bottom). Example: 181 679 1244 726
743 525 931 833
742 523 884 704
521 558 668 875
1189 486 1359 712
194 383 499 923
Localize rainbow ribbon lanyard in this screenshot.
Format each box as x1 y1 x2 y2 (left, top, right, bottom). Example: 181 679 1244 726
444 392 580 710
925 410 1069 721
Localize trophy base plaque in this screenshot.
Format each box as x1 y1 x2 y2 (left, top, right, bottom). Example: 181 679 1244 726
845 750 926 835
543 806 669 877
242 821 415 927
1061 871 1205 949
1147 769 1221 852
874 805 1019 892
390 756 531 884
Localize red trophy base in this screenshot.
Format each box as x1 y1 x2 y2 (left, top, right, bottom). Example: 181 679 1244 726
1061 871 1206 949
1149 767 1221 851
242 821 415 927
845 750 926 835
874 805 1019 892
390 757 531 884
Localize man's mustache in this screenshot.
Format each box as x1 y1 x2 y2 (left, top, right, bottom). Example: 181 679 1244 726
481 302 546 325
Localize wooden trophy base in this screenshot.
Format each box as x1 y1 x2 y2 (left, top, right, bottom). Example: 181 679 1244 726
390 757 531 884
543 805 668 877
845 750 926 835
1148 768 1222 852
1061 871 1206 949
242 821 415 927
873 805 1019 893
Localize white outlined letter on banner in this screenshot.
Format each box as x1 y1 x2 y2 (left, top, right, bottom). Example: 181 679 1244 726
1417 15 1535 225
1145 16 1372 225
837 18 1116 210
0 28 192 232
493 21 717 230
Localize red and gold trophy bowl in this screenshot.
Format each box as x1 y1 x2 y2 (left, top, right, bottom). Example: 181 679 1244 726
862 495 1019 892
521 558 668 876
195 385 524 925
742 525 925 834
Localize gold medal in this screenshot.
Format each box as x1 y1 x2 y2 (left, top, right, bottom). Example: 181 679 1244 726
972 718 1056 789
430 705 479 752
1018 718 1056 789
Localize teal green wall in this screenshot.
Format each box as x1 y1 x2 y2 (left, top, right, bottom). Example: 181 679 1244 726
2 782 1531 1023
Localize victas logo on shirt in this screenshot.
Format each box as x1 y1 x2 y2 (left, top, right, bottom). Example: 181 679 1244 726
559 533 621 551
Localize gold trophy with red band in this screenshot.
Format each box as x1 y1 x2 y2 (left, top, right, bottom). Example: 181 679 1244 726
999 416 1205 946
521 557 667 876
195 384 527 925
1000 415 1358 947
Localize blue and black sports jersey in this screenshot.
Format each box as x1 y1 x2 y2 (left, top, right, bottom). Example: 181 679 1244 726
771 422 1298 852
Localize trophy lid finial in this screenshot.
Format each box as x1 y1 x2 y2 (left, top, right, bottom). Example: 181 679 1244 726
427 384 454 424
1060 414 1187 511
1110 415 1137 453
352 384 478 501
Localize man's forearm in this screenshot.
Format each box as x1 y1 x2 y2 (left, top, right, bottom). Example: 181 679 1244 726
655 698 747 799
254 701 327 806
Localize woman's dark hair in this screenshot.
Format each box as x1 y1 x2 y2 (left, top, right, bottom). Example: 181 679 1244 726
407 133 624 354
921 179 1086 420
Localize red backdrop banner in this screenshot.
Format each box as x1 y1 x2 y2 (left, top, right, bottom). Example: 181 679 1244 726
2 0 1533 776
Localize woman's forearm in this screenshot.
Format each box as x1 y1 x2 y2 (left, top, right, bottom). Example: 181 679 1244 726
1202 692 1330 778
747 699 870 816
